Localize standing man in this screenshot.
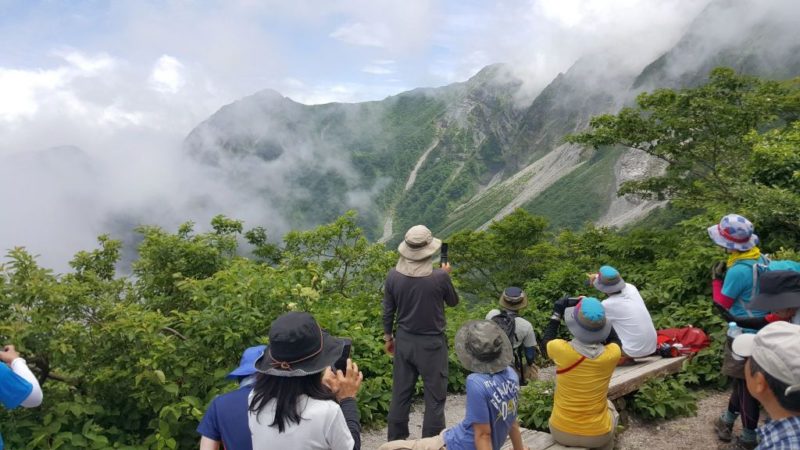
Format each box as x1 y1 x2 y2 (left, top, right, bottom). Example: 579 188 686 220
383 225 459 441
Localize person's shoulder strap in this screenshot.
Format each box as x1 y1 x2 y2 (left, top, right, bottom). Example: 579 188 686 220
556 356 586 374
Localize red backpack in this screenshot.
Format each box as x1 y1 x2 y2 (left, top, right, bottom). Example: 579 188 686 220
656 326 710 355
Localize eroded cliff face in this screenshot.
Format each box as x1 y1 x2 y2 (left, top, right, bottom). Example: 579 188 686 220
597 149 668 228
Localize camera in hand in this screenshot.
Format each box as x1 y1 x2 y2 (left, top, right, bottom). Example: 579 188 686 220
440 243 448 266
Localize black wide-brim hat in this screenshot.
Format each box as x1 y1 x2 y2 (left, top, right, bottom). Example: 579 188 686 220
255 312 345 377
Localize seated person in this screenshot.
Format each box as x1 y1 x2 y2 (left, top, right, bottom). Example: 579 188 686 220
247 312 363 450
379 320 529 450
732 321 800 449
542 298 621 450
198 344 267 450
485 287 539 382
1 345 44 449
591 266 657 359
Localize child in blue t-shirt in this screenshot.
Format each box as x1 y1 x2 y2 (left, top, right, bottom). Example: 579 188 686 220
379 320 528 450
1 345 44 450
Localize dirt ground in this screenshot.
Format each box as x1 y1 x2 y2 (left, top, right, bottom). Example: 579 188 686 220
361 389 737 450
615 389 729 450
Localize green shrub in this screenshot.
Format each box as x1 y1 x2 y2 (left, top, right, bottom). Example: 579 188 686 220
517 380 554 431
630 375 697 421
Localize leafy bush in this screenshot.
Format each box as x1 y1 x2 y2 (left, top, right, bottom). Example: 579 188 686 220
517 381 555 432
630 376 698 421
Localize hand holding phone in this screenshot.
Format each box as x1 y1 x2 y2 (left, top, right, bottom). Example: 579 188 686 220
333 340 352 374
334 358 363 400
440 243 449 267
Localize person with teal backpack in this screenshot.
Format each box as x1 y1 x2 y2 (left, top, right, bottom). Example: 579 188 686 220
708 214 788 450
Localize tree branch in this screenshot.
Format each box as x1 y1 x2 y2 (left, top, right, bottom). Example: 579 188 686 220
161 327 188 340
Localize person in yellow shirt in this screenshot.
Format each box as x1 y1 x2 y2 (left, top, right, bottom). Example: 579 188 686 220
542 297 621 450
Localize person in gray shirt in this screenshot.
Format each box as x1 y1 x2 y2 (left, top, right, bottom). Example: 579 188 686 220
382 225 459 441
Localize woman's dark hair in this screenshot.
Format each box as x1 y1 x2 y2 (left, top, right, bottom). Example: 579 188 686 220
749 358 800 413
249 372 336 432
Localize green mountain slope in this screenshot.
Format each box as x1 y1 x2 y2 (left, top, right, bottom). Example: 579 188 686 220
183 0 800 241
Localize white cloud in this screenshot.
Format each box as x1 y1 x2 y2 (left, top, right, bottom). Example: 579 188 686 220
55 50 116 75
362 65 394 75
0 68 65 121
149 55 186 94
330 22 390 47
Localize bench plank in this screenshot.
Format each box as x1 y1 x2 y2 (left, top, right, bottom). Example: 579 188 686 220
607 356 687 400
500 428 587 450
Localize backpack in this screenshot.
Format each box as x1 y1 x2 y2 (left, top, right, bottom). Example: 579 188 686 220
491 310 517 347
491 311 525 380
736 255 800 308
656 327 711 355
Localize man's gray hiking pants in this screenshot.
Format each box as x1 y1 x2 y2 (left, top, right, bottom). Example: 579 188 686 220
387 329 448 441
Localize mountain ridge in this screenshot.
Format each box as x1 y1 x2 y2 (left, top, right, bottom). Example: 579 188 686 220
183 0 800 242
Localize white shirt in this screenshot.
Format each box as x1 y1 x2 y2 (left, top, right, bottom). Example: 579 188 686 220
485 309 537 349
602 283 658 357
248 394 354 450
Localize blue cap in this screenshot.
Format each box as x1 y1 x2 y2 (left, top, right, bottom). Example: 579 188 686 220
226 345 267 379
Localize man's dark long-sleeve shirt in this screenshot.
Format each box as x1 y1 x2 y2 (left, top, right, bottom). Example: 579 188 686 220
382 268 459 335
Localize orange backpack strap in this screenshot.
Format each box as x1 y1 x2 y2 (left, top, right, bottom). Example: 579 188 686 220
556 356 587 374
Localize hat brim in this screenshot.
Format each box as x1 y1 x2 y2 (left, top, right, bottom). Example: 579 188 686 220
255 332 345 377
499 297 528 311
455 320 513 374
398 237 442 261
707 225 758 252
748 291 800 311
593 278 626 294
226 346 267 379
565 306 612 344
395 257 434 277
732 333 755 359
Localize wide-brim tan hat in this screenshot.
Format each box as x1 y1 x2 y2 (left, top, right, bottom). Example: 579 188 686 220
397 225 442 261
499 287 528 311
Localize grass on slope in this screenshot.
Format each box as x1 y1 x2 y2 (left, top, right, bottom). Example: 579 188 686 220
523 147 623 230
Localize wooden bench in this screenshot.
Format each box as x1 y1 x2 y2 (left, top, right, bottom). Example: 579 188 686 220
607 355 688 400
500 428 586 450
537 355 689 400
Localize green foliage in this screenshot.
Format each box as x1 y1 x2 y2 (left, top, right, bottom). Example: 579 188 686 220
448 209 549 302
569 68 800 205
630 375 698 421
517 381 554 431
569 69 800 246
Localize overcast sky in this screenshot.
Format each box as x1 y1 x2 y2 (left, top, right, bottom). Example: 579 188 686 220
0 0 713 269
0 0 712 150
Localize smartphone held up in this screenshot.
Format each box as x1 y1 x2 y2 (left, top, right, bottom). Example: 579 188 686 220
440 243 448 267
